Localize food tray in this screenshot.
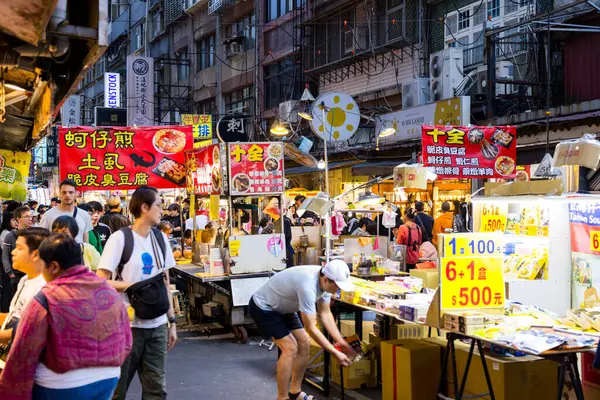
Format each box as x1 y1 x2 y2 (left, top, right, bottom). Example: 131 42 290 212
152 157 186 185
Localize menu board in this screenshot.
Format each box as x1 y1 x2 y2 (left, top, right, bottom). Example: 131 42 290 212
59 126 193 190
185 144 222 196
228 142 284 195
0 150 31 202
422 125 517 179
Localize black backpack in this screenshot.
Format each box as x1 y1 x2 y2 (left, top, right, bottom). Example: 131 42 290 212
116 227 167 280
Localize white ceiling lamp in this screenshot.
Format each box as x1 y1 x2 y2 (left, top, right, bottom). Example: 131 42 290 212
379 127 395 138
317 159 325 169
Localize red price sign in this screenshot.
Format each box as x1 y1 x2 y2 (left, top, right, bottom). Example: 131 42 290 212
440 257 505 310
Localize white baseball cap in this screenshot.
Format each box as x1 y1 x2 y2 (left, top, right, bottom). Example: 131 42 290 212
322 259 354 292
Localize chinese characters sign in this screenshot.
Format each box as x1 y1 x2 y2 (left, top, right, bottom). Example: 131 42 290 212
185 145 222 196
441 233 505 310
229 142 284 195
181 114 213 148
126 56 154 126
217 115 249 142
60 95 81 127
45 127 58 167
569 201 600 307
59 126 193 191
0 150 31 202
422 125 517 179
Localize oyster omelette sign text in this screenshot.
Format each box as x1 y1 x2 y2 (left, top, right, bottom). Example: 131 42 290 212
421 125 517 179
58 125 193 191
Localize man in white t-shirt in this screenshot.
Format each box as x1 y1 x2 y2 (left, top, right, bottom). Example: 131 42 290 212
0 227 50 344
40 179 93 244
97 187 177 400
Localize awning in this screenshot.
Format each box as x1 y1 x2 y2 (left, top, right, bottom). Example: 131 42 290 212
351 159 411 176
285 160 359 175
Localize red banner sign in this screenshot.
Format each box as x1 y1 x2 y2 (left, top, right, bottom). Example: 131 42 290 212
228 142 284 195
185 145 222 196
422 125 517 179
59 126 193 190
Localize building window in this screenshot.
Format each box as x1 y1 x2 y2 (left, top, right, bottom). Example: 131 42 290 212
196 35 215 71
225 13 256 50
197 99 216 116
487 0 500 18
151 8 164 38
264 59 301 109
446 14 457 36
265 0 302 22
110 0 127 22
132 23 145 52
225 87 253 113
176 48 189 81
458 10 470 30
473 3 486 26
386 0 405 42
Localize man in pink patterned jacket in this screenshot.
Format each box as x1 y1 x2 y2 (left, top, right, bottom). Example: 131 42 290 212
0 233 132 399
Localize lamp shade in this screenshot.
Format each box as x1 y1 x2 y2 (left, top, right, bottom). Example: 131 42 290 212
297 192 332 217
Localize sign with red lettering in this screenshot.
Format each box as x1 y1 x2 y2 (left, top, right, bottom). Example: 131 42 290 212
185 145 222 196
422 125 517 179
59 126 193 190
229 142 284 195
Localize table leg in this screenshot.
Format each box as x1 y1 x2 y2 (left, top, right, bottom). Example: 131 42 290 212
356 309 363 340
457 339 476 400
567 354 585 400
557 363 565 400
437 333 450 396
476 340 496 400
450 335 459 399
336 314 345 400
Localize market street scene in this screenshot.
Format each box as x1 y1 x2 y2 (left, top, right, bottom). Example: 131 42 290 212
1 0 600 399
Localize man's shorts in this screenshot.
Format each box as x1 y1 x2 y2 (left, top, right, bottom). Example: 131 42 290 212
249 297 304 340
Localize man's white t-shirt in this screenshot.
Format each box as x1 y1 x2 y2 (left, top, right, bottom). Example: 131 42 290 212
98 229 175 329
40 206 93 243
9 274 46 320
185 215 208 231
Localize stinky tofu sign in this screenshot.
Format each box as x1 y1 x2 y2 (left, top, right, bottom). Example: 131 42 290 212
228 142 284 195
59 126 193 190
422 125 517 179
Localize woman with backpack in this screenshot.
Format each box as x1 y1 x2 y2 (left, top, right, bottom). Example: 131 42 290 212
396 208 423 271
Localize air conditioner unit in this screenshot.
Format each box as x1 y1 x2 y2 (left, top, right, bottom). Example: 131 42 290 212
476 61 515 96
208 0 232 15
279 100 298 124
225 42 244 58
402 78 430 109
429 48 463 102
344 28 368 54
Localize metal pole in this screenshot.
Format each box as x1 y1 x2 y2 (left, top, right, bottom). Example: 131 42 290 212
144 0 149 57
322 104 331 264
216 14 224 118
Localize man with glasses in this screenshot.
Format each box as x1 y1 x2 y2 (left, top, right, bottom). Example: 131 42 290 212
79 202 111 254
2 206 33 294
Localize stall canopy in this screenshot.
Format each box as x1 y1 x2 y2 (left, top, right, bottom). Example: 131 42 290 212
285 160 359 175
352 159 412 177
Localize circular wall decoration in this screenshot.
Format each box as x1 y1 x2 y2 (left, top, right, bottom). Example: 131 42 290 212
310 92 360 142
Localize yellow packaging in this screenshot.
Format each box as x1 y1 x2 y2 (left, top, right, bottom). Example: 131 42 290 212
409 269 439 289
340 320 375 342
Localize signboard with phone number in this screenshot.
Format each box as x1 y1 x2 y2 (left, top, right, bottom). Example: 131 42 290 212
441 233 505 310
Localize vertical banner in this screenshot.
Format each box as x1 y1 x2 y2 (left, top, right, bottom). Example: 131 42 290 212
46 127 58 167
228 142 284 195
60 95 81 127
0 150 32 201
569 202 600 308
104 72 121 108
126 56 154 126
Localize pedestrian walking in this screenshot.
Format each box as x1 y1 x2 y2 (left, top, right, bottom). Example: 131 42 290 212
97 186 178 400
51 216 101 271
100 195 131 233
0 233 132 400
79 202 112 253
0 213 16 312
2 206 33 293
249 260 355 400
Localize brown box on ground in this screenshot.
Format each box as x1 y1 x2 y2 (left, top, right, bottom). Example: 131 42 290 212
409 269 439 289
381 339 441 400
390 323 425 340
331 357 377 390
340 320 375 342
308 338 324 376
450 346 558 399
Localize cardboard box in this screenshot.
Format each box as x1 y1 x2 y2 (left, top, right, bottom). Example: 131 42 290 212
443 320 494 335
484 179 564 197
390 323 425 340
554 139 600 170
451 345 558 399
381 339 441 400
582 352 600 400
409 269 439 289
340 320 375 342
307 339 325 376
394 166 427 190
331 357 376 389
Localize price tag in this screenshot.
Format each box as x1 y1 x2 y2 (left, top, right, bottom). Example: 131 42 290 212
440 257 505 310
229 240 241 257
479 203 508 233
590 230 600 252
443 235 501 257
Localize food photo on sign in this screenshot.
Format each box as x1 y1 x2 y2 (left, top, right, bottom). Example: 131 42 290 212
185 144 223 196
58 126 193 190
421 125 517 179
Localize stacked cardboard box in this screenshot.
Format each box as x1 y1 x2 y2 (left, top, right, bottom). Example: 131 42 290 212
409 269 439 289
340 320 375 343
331 355 377 389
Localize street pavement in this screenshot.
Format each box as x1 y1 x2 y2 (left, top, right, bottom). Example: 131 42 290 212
125 329 381 400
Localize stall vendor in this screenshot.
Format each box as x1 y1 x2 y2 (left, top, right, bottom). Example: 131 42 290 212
249 260 355 400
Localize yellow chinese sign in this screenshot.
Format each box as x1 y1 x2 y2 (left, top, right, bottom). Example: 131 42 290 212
0 150 31 201
479 203 508 233
181 114 212 148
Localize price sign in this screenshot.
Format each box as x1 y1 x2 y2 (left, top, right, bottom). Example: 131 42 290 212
479 203 508 233
443 235 502 257
591 230 600 252
440 257 505 310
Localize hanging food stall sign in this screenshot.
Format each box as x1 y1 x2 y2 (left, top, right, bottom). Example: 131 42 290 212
185 144 222 196
0 150 31 202
422 125 517 179
229 142 284 195
181 114 213 148
441 233 505 310
58 126 193 190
